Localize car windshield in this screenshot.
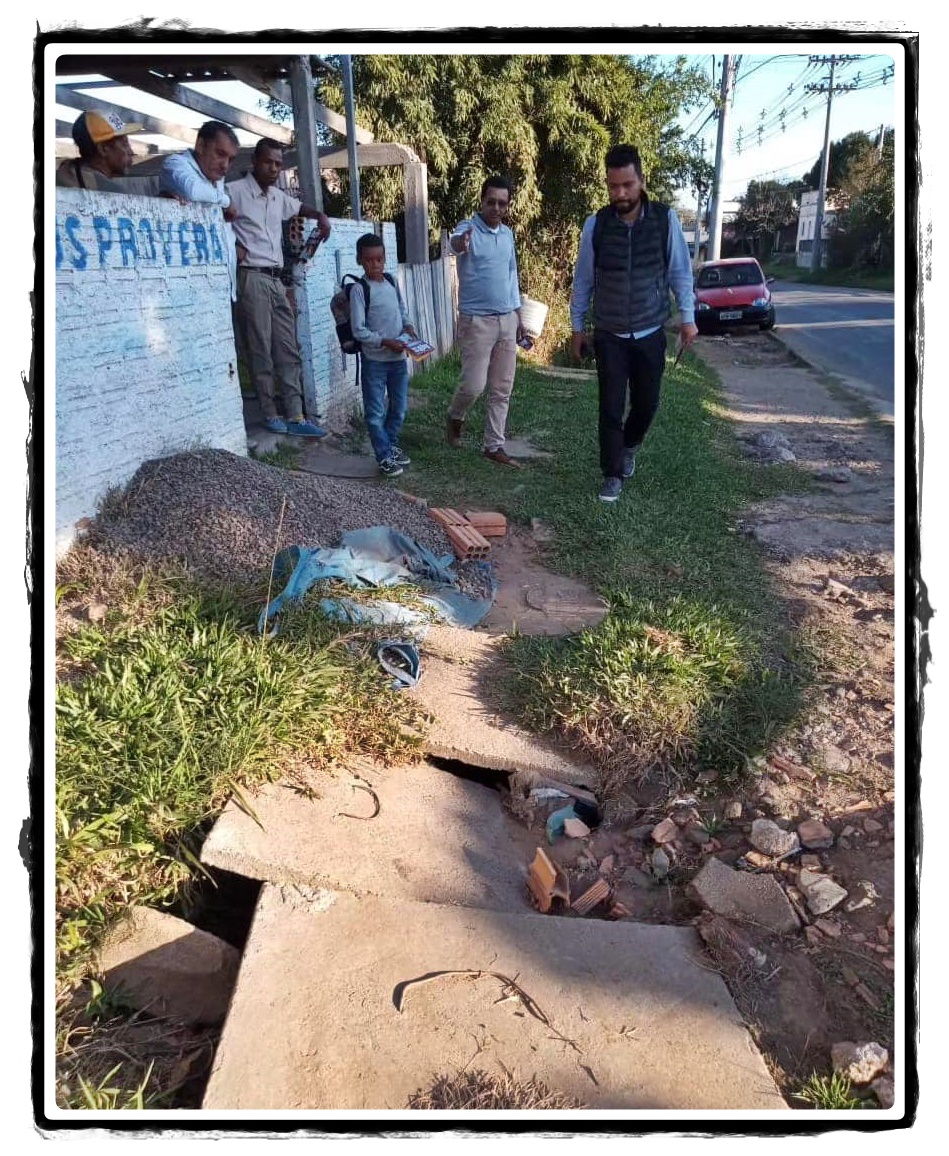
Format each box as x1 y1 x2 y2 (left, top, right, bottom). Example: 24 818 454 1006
697 263 763 288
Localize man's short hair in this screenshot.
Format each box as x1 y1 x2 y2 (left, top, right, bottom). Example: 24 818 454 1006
605 144 644 176
197 120 239 148
356 233 384 258
254 137 284 159
480 175 512 201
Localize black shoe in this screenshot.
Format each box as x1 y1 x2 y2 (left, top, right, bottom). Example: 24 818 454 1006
389 446 411 466
378 457 404 477
599 477 623 502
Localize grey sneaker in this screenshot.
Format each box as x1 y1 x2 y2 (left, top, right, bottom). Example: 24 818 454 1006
599 477 623 503
621 445 640 479
378 456 404 478
389 446 412 466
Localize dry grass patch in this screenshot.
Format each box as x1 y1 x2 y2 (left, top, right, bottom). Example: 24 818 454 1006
407 1068 585 1110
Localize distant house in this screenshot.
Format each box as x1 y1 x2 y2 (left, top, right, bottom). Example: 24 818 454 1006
796 189 840 267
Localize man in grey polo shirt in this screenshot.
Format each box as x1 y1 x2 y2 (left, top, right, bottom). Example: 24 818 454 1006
446 176 528 467
229 138 332 437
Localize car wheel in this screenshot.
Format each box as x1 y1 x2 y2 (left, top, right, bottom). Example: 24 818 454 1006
759 312 775 332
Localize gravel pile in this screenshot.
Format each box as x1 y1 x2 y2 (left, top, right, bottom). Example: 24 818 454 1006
93 449 463 586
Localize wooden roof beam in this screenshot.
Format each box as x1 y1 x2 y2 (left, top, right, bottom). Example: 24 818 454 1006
55 84 198 146
100 68 293 145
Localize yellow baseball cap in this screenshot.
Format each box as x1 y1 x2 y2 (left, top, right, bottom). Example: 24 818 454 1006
72 110 144 151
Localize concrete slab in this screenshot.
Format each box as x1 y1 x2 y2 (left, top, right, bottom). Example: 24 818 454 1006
203 886 787 1110
294 443 379 479
480 531 609 638
200 759 534 912
412 625 598 787
691 855 801 935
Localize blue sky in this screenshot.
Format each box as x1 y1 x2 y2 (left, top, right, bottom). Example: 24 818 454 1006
659 51 899 208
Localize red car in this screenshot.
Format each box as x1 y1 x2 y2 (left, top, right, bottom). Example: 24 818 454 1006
694 258 776 333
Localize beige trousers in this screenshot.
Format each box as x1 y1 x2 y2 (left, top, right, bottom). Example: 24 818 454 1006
448 311 519 451
237 267 304 422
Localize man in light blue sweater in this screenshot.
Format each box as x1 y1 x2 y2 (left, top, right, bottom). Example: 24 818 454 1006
350 234 418 478
446 177 528 467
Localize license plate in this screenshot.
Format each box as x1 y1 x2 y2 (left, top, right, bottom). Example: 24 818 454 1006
719 310 742 320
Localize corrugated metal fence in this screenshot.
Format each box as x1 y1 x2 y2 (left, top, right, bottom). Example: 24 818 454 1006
395 248 458 376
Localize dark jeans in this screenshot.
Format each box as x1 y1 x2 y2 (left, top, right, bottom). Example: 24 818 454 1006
360 356 409 462
593 327 667 478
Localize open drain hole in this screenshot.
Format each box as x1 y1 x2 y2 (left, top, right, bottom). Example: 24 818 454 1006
170 865 262 951
427 755 512 793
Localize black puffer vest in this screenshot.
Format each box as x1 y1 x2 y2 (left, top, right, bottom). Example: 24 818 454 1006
592 195 671 334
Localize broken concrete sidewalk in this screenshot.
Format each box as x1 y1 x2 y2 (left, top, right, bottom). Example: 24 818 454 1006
411 625 598 788
200 759 533 912
203 886 787 1111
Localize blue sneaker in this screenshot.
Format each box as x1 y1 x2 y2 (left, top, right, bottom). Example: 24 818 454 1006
621 445 640 479
264 417 288 434
599 477 623 503
285 419 327 438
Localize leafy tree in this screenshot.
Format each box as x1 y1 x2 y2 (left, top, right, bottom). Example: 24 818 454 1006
801 130 879 190
732 179 799 258
827 129 894 269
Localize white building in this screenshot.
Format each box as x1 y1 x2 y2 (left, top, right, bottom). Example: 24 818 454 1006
796 189 840 268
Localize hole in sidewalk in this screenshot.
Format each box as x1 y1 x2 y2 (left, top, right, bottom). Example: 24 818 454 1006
169 865 262 951
427 755 511 793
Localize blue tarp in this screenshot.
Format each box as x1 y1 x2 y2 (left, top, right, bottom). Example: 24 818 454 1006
258 526 497 634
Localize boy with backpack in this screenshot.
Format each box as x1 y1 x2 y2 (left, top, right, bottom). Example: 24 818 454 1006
348 233 418 478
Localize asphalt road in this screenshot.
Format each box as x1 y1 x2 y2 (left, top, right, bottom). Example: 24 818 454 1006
768 280 895 408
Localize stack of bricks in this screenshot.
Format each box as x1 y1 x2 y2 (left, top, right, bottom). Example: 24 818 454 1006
429 508 494 561
463 511 508 538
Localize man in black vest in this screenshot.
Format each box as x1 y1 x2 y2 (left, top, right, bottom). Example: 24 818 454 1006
571 144 698 502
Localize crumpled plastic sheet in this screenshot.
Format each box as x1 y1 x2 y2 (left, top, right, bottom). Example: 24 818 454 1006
258 525 497 634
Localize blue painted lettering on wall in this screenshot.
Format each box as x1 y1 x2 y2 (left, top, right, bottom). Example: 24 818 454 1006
138 219 157 262
209 225 224 263
178 222 191 266
192 223 209 264
55 212 228 271
117 217 139 266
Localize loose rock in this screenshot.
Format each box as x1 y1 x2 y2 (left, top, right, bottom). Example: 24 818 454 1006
831 1041 888 1085
797 818 835 850
724 801 743 821
650 848 671 879
798 869 848 915
870 1076 894 1109
820 744 852 774
651 818 678 844
749 819 800 857
691 856 800 934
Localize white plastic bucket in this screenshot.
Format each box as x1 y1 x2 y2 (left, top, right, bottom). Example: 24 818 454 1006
519 296 549 337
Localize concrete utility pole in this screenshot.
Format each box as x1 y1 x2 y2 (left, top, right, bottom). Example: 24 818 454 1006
289 55 323 211
341 55 362 222
806 55 859 271
707 55 735 261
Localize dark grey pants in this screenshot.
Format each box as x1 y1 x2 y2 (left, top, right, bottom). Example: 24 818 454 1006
237 268 305 421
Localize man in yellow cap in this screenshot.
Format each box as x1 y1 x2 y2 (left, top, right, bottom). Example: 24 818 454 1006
56 110 160 194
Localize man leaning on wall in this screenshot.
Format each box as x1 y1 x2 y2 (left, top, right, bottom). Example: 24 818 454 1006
228 138 332 438
160 121 241 312
56 110 161 196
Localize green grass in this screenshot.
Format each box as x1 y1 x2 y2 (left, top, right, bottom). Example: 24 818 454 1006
55 570 424 992
762 261 893 293
401 348 815 793
252 443 302 470
793 1072 870 1110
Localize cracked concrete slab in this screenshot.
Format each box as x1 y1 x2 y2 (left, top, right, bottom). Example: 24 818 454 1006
200 759 534 912
203 886 787 1111
411 625 598 787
